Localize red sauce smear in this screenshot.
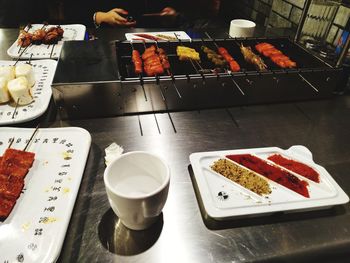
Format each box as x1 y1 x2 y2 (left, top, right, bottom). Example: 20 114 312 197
226 154 309 198
268 154 320 183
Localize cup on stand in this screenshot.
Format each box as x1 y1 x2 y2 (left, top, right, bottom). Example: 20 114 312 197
104 151 170 231
229 19 256 38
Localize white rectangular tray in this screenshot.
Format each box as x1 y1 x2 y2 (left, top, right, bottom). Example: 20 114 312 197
7 24 86 59
0 60 57 125
189 145 349 220
125 31 191 41
0 127 91 263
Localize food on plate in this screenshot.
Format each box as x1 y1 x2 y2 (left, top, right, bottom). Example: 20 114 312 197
217 47 240 72
255 42 296 68
0 174 24 199
0 64 35 106
0 66 15 82
240 44 267 71
17 30 32 47
0 77 11 103
156 34 177 40
132 50 143 75
226 154 309 197
44 26 64 44
0 197 16 219
15 64 35 87
133 33 161 41
176 46 200 61
268 154 320 183
211 158 271 196
0 148 35 219
141 45 171 76
7 76 33 105
31 29 46 44
17 26 65 47
201 46 226 67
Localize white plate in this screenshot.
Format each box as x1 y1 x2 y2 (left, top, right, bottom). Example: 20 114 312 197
125 31 191 41
7 24 86 59
0 127 91 263
0 60 57 125
190 145 349 220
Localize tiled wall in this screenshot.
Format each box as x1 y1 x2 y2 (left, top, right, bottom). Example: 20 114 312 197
226 0 350 46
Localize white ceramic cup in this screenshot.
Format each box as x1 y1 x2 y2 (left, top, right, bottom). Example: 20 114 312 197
104 151 170 230
229 19 256 38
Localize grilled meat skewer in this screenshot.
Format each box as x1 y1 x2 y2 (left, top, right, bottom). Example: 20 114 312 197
240 44 267 71
17 30 32 47
255 42 296 68
217 47 241 72
132 50 143 75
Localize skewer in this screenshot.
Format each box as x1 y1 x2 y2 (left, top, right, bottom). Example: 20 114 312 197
14 45 31 66
17 24 32 54
11 98 20 119
130 41 148 101
153 41 182 99
205 32 245 95
26 53 33 65
156 76 166 101
230 77 245 95
8 137 15 149
23 124 40 151
49 44 55 59
298 73 319 92
141 41 166 101
173 33 202 77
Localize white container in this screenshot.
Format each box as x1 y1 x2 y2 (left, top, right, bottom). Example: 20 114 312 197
229 19 256 38
104 151 170 230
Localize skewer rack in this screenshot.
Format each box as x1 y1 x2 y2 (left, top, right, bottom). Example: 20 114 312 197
52 37 341 120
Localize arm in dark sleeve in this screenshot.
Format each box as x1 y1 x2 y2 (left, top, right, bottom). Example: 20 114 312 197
64 0 100 27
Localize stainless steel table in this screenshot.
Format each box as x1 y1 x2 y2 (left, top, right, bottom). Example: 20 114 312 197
1 28 350 263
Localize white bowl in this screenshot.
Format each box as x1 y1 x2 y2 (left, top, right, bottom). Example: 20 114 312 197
104 151 170 230
229 19 256 38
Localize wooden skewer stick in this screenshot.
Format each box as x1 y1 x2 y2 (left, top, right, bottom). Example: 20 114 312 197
8 137 15 149
26 53 33 65
14 45 31 66
204 32 245 95
141 41 166 101
153 41 182 99
11 98 20 119
298 73 319 92
23 124 40 151
130 41 148 101
49 44 56 59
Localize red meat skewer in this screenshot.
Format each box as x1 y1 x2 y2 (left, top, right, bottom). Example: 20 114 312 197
255 42 297 68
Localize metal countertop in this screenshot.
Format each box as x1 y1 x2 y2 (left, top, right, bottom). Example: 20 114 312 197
0 28 350 263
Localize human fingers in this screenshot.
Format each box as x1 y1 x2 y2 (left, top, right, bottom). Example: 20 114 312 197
160 7 176 16
111 11 127 23
111 8 128 15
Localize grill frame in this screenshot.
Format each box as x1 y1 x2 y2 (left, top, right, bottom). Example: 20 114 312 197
52 37 342 120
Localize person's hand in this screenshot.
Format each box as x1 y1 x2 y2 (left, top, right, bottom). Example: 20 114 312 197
95 8 136 27
160 7 177 17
